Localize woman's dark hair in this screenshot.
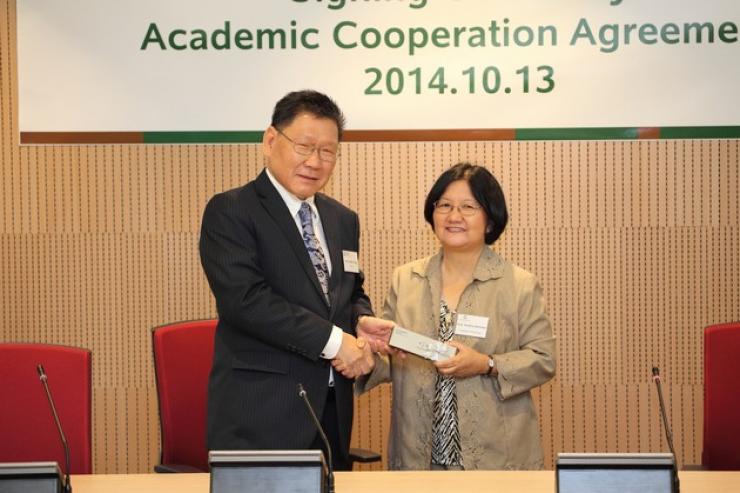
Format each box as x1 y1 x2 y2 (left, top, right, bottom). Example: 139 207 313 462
271 90 346 139
423 162 508 245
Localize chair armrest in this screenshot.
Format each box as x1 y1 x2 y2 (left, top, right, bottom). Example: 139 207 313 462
349 447 381 464
154 463 205 473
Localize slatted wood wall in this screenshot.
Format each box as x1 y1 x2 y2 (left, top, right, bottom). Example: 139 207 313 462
2 0 739 473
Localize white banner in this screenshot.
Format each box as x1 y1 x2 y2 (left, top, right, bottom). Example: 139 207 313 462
16 0 740 133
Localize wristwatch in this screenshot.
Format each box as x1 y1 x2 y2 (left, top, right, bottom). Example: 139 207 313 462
486 355 496 376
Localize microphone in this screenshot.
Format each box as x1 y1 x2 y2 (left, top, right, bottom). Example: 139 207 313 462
37 364 72 493
297 383 334 493
651 366 680 493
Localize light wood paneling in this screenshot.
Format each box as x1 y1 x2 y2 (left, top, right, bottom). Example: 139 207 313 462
65 471 740 493
2 0 739 473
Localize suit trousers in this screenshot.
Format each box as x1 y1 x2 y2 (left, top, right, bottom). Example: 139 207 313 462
310 387 351 471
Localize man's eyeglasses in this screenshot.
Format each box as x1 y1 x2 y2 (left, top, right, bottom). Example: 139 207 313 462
275 127 340 163
433 200 482 216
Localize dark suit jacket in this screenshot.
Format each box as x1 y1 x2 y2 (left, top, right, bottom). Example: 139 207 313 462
199 169 373 460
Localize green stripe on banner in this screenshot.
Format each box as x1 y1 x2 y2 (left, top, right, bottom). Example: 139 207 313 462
516 126 740 140
135 128 740 143
516 128 642 140
143 131 264 143
659 126 740 139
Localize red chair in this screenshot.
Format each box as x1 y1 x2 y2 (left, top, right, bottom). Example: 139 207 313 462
152 319 380 473
0 343 92 474
152 319 217 472
703 321 740 470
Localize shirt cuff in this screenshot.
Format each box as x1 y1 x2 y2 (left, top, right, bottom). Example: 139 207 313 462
320 326 343 359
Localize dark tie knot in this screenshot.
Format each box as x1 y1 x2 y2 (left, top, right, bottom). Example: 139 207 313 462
299 202 313 228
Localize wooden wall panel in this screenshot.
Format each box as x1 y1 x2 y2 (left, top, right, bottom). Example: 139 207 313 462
2 0 739 473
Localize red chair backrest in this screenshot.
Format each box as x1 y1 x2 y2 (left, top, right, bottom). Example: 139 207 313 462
152 319 217 471
703 321 740 470
0 343 92 474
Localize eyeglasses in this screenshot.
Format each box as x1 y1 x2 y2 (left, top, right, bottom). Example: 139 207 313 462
275 127 340 163
433 200 482 216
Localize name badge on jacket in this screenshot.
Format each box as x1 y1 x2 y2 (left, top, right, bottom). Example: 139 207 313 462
342 250 360 273
454 313 489 338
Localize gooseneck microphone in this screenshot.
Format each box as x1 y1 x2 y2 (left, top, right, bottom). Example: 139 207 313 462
297 383 335 493
37 364 72 493
651 366 680 493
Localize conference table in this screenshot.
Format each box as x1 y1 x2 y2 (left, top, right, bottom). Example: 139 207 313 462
71 470 740 492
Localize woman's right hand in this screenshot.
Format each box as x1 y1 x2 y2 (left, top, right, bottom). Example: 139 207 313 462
357 316 395 354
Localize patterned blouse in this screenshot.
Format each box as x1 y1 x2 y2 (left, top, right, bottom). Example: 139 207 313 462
431 299 463 467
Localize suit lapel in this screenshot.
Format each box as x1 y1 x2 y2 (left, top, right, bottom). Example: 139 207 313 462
315 194 344 318
254 170 328 306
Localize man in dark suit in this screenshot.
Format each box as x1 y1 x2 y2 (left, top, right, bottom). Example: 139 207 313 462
199 90 393 470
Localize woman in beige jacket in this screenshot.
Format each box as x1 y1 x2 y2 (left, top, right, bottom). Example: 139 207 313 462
356 162 556 470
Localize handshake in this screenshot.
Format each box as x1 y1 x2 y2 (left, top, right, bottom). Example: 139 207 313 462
331 316 395 379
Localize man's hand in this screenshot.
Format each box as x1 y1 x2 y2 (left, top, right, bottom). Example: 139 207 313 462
331 332 375 379
356 316 395 354
433 340 489 379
